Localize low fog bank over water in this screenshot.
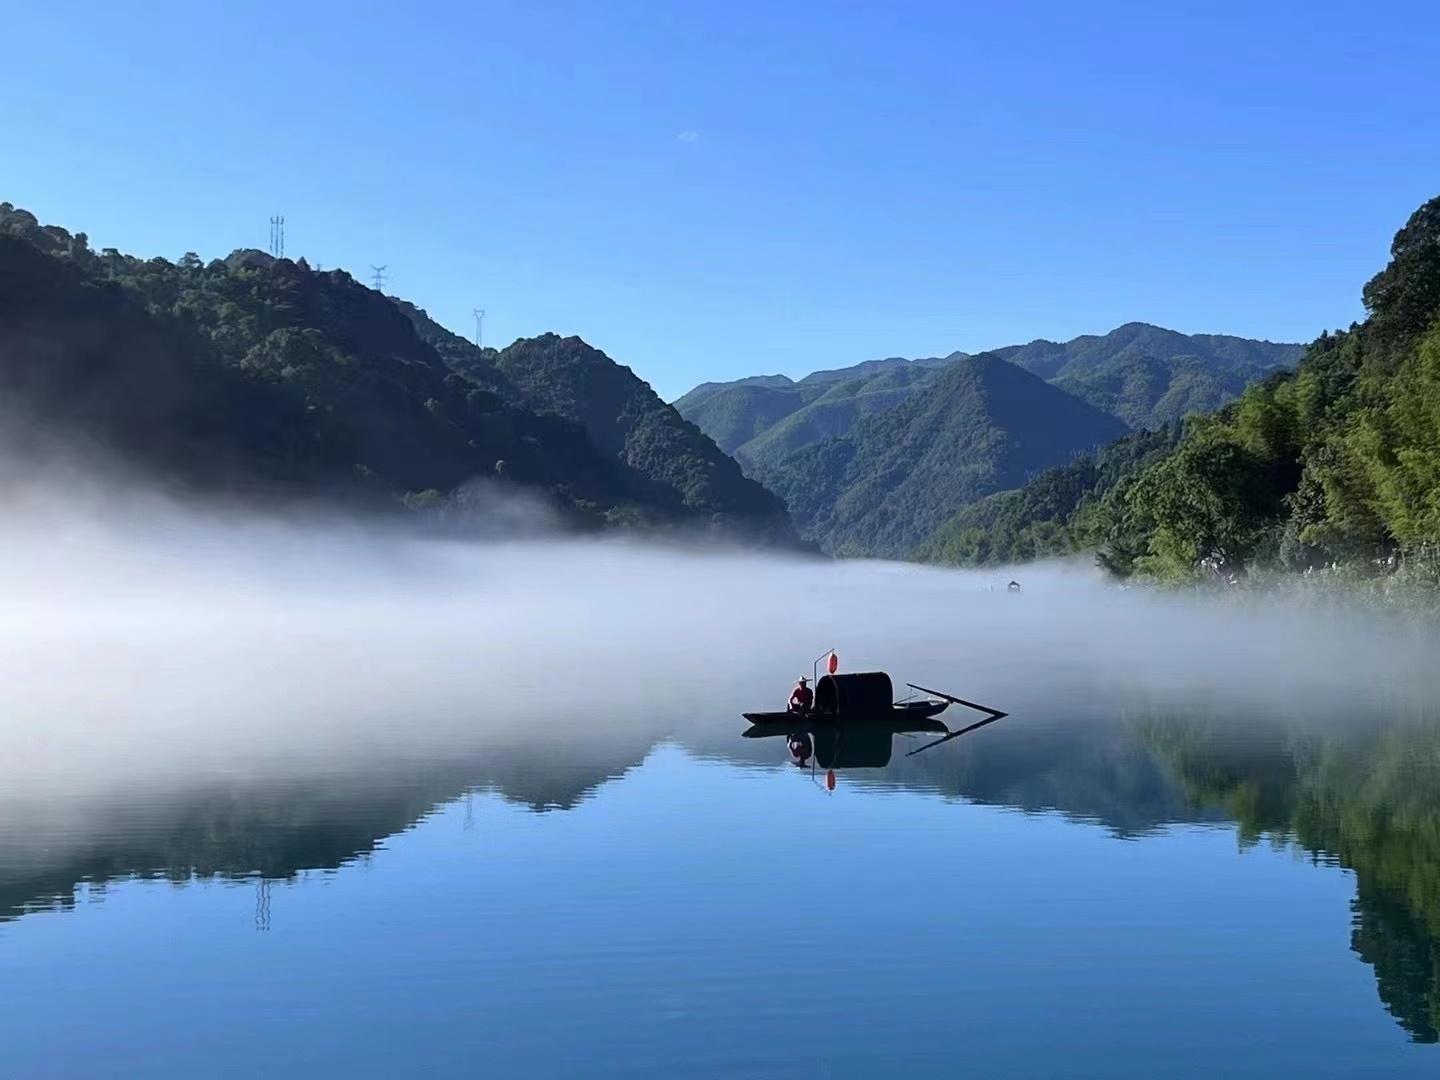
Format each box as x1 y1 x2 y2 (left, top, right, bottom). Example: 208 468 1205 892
0 479 1436 807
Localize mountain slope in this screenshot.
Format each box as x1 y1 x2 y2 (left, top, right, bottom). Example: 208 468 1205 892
674 352 965 466
0 229 644 513
0 202 793 540
914 425 1184 566
998 323 1300 383
677 328 1300 466
493 333 791 527
398 306 791 534
738 360 960 474
0 233 345 491
753 354 1129 557
1001 323 1302 428
671 381 804 456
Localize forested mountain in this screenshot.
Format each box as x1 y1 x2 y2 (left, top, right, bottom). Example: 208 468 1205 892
996 323 1301 428
677 327 1296 557
737 359 964 476
926 194 1440 585
0 203 794 542
915 426 1184 566
676 328 1299 475
674 352 963 467
752 354 1129 557
396 302 791 529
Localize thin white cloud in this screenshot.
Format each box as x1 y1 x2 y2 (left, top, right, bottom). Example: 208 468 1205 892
676 130 700 143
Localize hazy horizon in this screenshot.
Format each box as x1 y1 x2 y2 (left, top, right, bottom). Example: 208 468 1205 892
3 464 1434 806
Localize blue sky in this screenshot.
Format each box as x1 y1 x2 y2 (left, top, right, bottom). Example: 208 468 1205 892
5 1 1438 399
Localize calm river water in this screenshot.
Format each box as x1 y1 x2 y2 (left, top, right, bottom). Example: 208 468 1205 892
3 700 1438 1077
4 530 1439 1076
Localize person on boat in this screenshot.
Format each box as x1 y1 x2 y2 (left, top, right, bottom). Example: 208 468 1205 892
789 676 814 713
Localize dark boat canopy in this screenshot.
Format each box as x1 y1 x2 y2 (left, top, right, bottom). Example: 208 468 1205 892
815 671 893 716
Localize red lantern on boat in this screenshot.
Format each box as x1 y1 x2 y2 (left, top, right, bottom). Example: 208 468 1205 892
827 652 839 675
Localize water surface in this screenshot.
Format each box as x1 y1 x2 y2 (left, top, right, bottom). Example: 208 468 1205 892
4 702 1439 1077
4 526 1439 1075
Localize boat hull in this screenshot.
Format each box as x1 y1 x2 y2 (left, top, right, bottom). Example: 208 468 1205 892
742 700 948 727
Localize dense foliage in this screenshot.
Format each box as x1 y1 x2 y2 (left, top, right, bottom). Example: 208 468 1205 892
0 203 793 540
920 195 1440 583
915 425 1183 565
1085 196 1440 583
753 354 1129 557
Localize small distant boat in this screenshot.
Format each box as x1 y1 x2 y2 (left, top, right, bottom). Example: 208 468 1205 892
743 671 1009 757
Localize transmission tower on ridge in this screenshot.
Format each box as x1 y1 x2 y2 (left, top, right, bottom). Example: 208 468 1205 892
473 308 486 349
269 215 285 258
370 265 387 292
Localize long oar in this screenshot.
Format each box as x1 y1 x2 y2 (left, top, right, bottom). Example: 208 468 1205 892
903 684 1009 756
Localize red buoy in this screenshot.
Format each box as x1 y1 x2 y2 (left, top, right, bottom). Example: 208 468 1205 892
826 769 836 791
827 651 839 675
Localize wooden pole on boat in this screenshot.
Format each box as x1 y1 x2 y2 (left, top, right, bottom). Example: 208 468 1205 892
811 647 836 686
903 683 1010 756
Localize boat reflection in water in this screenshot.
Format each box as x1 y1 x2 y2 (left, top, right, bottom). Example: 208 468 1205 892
744 716 951 788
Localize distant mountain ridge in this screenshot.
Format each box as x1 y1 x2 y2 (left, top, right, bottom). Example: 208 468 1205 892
753 353 1130 557
675 326 1300 472
678 324 1296 558
992 323 1302 429
675 352 967 474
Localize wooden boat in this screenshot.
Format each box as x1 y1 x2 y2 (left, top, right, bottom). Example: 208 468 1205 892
742 698 948 726
743 671 1009 757
744 672 934 725
743 713 949 739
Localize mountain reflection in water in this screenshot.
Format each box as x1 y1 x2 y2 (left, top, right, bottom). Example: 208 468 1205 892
4 703 1440 1054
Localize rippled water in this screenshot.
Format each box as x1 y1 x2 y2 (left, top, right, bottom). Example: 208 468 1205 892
4 701 1439 1077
